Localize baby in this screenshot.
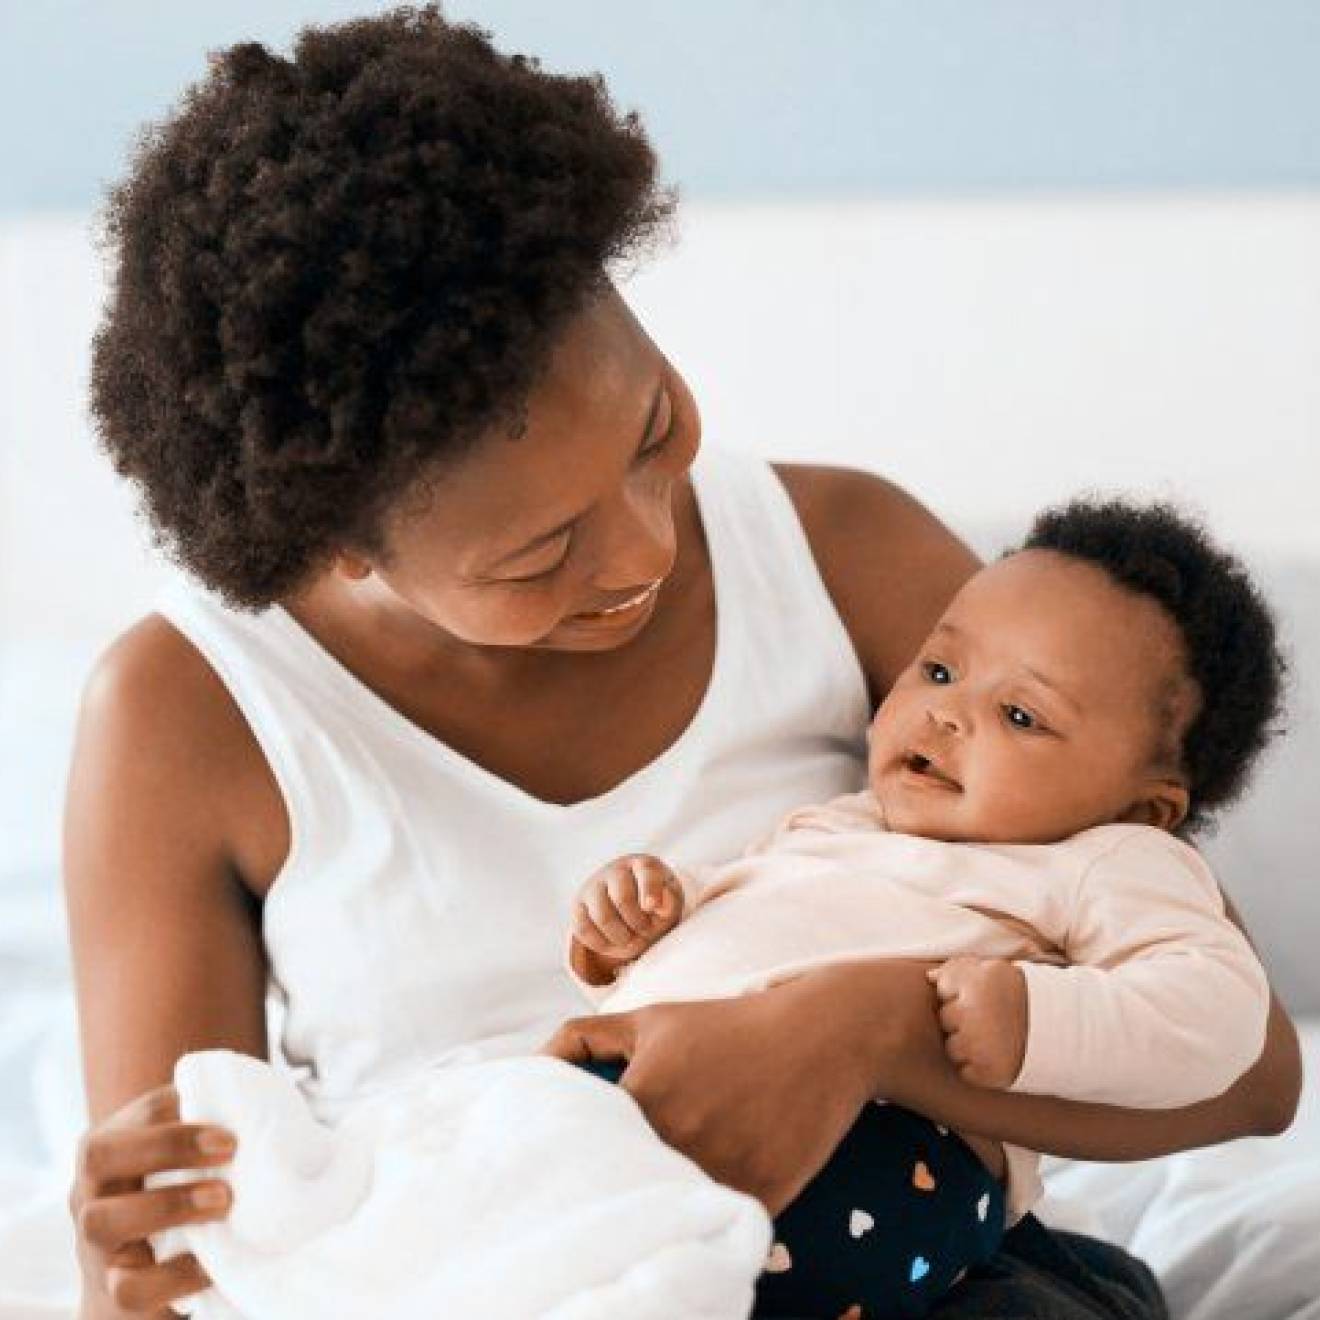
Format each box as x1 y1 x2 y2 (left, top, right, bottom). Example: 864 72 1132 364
564 496 1286 1320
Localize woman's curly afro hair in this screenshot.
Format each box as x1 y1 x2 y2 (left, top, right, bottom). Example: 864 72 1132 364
1017 496 1289 837
90 5 676 608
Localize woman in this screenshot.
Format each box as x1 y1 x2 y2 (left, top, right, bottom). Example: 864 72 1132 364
65 10 1300 1318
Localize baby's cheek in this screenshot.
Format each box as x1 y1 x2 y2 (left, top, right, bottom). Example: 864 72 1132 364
951 775 1031 842
972 773 1077 844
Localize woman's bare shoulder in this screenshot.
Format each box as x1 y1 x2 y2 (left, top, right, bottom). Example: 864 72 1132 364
772 463 981 704
82 612 251 771
75 613 287 893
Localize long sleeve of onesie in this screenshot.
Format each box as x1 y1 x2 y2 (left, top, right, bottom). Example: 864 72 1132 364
1009 828 1270 1108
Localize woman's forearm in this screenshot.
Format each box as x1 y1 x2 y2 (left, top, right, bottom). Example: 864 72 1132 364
885 1039 1265 1162
833 958 1301 1162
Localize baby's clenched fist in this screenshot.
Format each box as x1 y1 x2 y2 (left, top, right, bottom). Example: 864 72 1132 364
928 955 1028 1089
569 854 685 987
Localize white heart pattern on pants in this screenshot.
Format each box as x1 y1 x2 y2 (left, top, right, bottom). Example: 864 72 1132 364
849 1208 875 1238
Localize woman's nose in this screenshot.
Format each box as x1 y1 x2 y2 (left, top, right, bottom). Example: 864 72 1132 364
591 484 676 590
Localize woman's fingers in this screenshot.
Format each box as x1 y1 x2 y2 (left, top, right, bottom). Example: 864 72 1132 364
79 1181 232 1254
538 1010 638 1065
76 1121 236 1192
102 1084 180 1131
106 1250 211 1314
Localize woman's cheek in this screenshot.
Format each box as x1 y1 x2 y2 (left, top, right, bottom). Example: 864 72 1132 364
442 586 569 648
504 591 576 645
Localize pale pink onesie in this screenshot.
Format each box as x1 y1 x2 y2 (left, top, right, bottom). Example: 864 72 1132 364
563 791 1270 1222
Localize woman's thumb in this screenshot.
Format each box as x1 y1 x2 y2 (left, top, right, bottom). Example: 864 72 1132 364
537 1011 638 1065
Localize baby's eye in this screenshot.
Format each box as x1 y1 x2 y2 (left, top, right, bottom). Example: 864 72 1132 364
921 661 953 685
1003 705 1038 731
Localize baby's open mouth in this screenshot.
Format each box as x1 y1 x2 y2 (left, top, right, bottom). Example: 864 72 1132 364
900 751 962 791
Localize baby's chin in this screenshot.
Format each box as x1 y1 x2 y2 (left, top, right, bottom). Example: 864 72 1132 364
872 782 974 843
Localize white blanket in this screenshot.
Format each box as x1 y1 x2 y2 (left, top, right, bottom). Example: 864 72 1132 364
155 1051 773 1320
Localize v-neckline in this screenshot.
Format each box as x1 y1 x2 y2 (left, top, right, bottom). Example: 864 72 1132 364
268 450 736 819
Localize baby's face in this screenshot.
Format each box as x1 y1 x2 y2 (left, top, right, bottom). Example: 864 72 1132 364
867 550 1196 844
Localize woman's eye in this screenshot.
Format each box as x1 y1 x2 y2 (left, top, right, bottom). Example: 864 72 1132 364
639 417 676 462
921 661 952 685
1004 705 1038 731
502 539 571 584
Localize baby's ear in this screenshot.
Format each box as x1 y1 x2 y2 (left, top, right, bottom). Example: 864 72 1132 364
1118 779 1190 832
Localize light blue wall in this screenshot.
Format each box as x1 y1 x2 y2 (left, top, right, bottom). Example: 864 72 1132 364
3 0 1318 213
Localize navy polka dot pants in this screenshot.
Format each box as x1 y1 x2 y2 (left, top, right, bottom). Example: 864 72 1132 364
577 1059 1005 1320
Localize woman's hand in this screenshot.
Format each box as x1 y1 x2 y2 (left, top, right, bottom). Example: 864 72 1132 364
568 855 685 987
538 959 931 1216
71 1084 236 1319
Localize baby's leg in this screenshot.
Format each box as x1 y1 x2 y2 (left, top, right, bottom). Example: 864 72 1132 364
575 1060 1004 1320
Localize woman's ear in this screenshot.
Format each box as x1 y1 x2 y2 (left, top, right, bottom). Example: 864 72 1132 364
333 550 373 582
1118 779 1190 832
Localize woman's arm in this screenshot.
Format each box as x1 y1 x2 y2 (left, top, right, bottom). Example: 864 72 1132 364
64 621 270 1316
1216 891 1304 1135
542 948 1299 1218
67 621 270 1120
839 955 1302 1162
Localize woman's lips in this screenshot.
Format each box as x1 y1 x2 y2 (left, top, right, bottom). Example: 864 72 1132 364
569 580 663 626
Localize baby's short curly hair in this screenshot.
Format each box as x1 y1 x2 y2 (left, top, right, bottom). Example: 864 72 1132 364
1017 496 1288 837
89 5 675 608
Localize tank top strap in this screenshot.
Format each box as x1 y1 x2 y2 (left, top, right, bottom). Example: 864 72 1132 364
151 576 321 887
692 445 870 737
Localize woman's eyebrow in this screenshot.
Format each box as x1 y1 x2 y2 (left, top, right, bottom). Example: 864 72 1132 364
487 379 667 569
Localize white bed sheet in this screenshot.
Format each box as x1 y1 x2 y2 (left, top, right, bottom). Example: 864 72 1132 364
1037 1020 1320 1319
2 872 1317 1319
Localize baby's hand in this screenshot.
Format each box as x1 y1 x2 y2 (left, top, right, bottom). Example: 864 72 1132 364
928 956 1028 1089
569 854 686 987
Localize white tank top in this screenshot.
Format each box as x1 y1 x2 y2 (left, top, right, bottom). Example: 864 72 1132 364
154 445 871 1114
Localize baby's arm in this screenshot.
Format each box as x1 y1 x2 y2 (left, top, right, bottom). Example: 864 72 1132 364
566 855 692 994
941 829 1271 1107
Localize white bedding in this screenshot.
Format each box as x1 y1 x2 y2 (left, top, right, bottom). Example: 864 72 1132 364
1035 1021 1320 1319
1 880 1317 1320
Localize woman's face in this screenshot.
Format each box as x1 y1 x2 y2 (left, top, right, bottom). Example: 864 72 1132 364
337 288 701 654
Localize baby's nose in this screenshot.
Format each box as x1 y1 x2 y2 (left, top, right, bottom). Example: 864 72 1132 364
925 704 964 734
